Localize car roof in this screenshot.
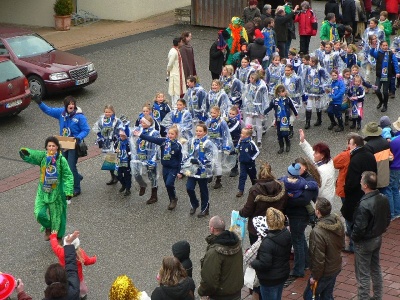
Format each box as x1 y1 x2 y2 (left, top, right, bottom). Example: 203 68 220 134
0 27 34 39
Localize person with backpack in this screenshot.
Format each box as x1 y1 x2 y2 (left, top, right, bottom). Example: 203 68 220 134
294 1 317 55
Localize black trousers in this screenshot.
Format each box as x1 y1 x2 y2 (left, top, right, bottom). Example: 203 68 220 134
299 35 311 54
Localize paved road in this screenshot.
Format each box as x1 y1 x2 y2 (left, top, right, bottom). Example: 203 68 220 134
1 2 399 298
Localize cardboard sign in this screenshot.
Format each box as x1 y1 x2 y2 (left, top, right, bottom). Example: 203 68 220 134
55 136 76 150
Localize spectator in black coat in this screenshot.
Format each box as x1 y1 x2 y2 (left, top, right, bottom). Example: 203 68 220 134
44 231 80 300
172 240 193 278
274 5 297 58
325 0 340 20
248 29 267 64
341 0 356 28
251 207 292 299
209 30 230 79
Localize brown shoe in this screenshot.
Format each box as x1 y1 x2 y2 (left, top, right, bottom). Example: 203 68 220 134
168 199 178 210
236 191 244 197
146 187 158 204
44 228 51 241
139 186 146 196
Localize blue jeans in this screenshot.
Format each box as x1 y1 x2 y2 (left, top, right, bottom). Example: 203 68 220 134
289 216 309 276
162 166 179 200
260 283 284 300
63 149 82 193
186 177 209 212
354 236 383 300
238 162 257 192
386 169 400 218
303 271 339 300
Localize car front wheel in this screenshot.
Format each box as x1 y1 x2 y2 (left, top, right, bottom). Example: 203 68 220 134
28 75 45 98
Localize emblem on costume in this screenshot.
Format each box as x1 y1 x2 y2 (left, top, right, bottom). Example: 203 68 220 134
139 140 146 151
103 117 112 125
289 83 295 92
313 78 320 85
281 117 289 125
382 68 388 75
153 109 160 119
46 165 57 174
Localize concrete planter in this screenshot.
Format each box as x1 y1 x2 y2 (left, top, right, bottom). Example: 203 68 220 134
54 15 72 31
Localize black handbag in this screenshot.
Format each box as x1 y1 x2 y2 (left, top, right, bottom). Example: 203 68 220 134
76 140 88 157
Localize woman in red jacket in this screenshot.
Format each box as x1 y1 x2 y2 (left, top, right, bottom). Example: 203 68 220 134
386 0 400 23
294 1 316 55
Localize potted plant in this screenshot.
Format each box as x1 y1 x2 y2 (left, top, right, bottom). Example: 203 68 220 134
53 0 73 31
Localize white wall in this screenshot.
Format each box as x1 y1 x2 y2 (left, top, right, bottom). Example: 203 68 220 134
0 0 190 27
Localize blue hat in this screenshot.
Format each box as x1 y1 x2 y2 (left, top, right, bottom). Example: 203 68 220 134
288 163 301 176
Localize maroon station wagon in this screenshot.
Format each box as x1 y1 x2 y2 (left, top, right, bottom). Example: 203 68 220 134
0 27 97 98
0 57 31 117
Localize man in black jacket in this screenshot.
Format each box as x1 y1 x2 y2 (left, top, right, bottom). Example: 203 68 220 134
352 171 391 300
341 133 377 252
209 31 230 79
274 5 297 58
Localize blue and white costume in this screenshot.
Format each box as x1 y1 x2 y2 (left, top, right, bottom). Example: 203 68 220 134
161 108 193 141
206 89 231 118
184 84 208 122
266 63 285 94
93 114 123 153
234 65 255 85
304 64 330 114
219 75 243 107
320 50 342 74
152 101 171 137
281 73 303 106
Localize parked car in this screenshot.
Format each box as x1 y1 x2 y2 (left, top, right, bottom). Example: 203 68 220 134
0 57 31 117
0 27 98 98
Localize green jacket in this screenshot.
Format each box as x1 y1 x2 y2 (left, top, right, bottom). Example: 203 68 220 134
320 20 339 42
379 20 392 45
20 148 73 236
198 231 243 299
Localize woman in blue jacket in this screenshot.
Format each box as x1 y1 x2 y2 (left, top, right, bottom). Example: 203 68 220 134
34 96 90 197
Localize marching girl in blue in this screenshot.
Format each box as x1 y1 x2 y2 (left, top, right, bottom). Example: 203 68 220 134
340 44 358 69
93 104 123 185
184 76 208 123
220 65 243 108
235 125 259 197
135 103 161 132
130 115 160 204
115 129 132 196
205 106 233 189
362 35 378 84
152 92 171 137
264 84 298 154
206 79 231 118
226 106 242 177
314 41 326 64
350 65 373 91
235 56 255 85
297 54 311 105
243 72 269 148
182 123 217 218
133 125 182 210
261 17 277 68
265 53 285 94
326 69 346 132
347 75 365 130
161 98 193 142
288 48 302 73
320 42 343 75
303 56 330 129
369 40 400 112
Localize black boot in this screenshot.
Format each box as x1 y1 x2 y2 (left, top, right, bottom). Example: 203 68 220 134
213 176 222 189
356 117 362 130
229 167 239 177
285 138 291 152
349 119 356 129
124 189 131 196
335 118 344 132
376 92 383 109
119 185 126 193
305 111 312 129
288 125 294 139
106 172 118 185
381 94 388 112
314 111 322 126
277 140 284 154
328 114 337 130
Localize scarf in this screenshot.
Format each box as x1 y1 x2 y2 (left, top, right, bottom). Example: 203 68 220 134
229 23 242 54
163 138 173 160
277 97 290 135
117 139 130 167
172 109 184 124
221 76 232 95
193 136 208 162
381 51 389 81
136 128 153 161
101 114 115 137
208 117 221 139
152 103 162 121
330 22 337 41
43 152 59 193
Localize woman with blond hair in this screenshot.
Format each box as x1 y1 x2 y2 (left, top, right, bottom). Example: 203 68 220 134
239 162 288 245
109 275 150 300
151 256 195 300
251 208 292 300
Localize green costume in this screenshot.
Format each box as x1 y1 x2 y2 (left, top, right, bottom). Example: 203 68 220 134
20 148 73 238
320 20 339 42
379 20 392 46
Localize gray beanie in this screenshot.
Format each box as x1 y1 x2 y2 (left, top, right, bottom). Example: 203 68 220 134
380 116 391 128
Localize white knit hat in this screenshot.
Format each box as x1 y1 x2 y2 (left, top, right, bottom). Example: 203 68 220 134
63 235 80 249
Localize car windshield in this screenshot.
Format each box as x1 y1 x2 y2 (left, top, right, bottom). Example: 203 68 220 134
0 60 23 83
6 34 55 58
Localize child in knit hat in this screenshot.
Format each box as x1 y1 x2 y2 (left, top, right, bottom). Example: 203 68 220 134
380 116 394 141
279 163 319 225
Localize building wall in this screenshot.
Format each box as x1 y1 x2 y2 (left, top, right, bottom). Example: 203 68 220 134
0 0 190 27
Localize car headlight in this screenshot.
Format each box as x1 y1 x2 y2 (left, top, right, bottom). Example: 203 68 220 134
87 63 95 72
49 72 69 81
